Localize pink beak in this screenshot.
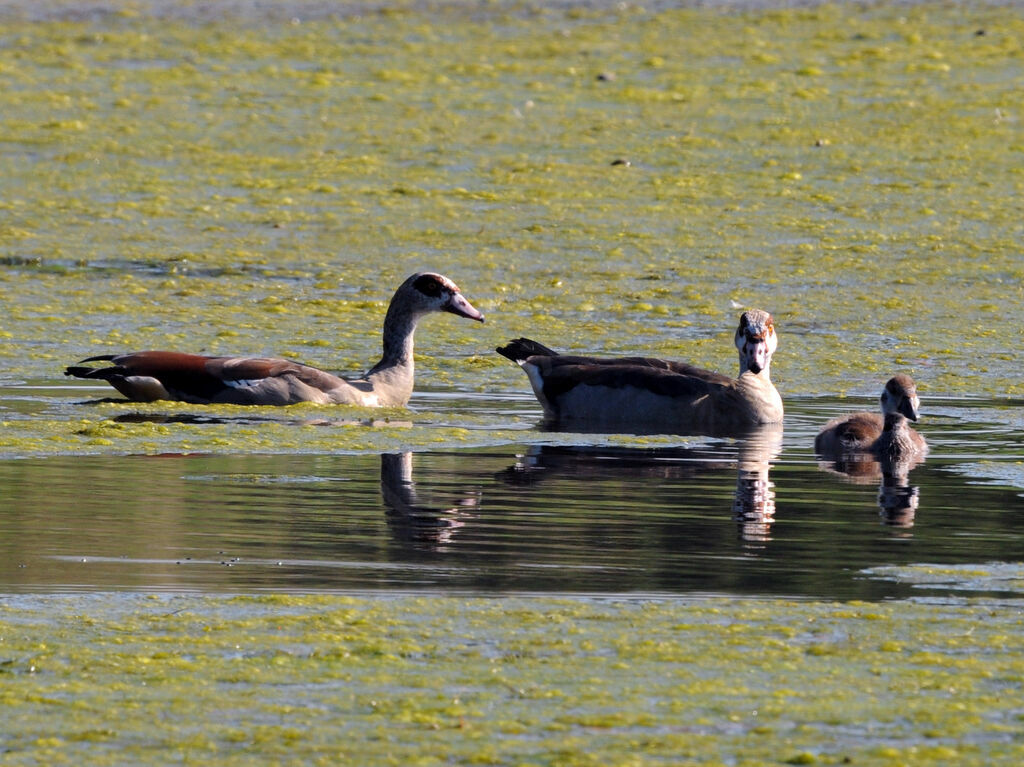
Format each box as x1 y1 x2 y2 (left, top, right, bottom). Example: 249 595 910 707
445 292 485 322
744 338 769 374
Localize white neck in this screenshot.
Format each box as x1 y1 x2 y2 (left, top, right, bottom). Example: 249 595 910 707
364 301 422 402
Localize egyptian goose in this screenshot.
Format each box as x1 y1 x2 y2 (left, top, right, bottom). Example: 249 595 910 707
64 272 484 406
496 309 783 431
814 375 928 459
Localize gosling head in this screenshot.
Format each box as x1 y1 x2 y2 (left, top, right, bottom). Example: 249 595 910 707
880 374 920 422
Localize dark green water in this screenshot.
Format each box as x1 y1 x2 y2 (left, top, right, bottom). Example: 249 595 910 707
3 392 1021 600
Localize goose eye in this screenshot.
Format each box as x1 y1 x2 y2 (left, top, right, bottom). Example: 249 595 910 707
413 275 444 297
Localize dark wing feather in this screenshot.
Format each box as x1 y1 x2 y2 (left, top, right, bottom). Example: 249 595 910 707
553 355 732 385
496 338 732 388
72 351 234 401
66 350 351 403
207 356 303 380
536 356 728 400
835 413 884 448
815 412 884 454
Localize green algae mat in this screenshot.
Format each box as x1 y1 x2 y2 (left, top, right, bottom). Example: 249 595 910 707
0 0 1021 405
2 0 1022 458
1 591 1023 766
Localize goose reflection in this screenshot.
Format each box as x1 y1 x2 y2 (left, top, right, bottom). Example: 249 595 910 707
731 424 782 543
500 425 782 543
816 453 924 529
380 452 479 549
113 412 413 429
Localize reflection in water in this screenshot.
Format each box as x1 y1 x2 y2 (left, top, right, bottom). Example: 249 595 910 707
500 425 783 544
878 469 919 528
2 394 1024 598
381 452 479 550
817 452 925 528
113 412 244 425
732 425 782 544
877 454 925 528
113 412 413 429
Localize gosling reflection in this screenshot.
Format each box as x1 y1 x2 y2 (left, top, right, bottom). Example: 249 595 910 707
500 425 782 544
877 465 919 528
816 453 924 529
380 452 479 550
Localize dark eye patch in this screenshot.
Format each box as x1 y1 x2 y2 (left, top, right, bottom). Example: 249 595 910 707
413 274 443 297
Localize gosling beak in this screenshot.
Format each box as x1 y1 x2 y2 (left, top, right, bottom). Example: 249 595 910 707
898 395 920 422
445 292 485 322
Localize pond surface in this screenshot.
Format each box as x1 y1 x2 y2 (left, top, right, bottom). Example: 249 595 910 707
0 0 1022 399
3 387 1023 601
1 2 1022 763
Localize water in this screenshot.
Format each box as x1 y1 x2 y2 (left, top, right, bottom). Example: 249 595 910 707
3 389 1022 600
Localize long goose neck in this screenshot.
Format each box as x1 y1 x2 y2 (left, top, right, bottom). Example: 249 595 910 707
369 301 420 373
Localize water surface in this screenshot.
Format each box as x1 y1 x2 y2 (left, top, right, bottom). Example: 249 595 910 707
4 390 1022 600
0 1 1021 398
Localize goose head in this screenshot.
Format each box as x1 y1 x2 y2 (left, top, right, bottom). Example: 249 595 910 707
398 272 485 323
734 309 777 376
880 374 920 422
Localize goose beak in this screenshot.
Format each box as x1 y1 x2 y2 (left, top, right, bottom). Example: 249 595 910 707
445 292 485 323
743 337 770 374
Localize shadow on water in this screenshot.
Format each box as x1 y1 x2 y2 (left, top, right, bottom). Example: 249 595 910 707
2 400 1024 599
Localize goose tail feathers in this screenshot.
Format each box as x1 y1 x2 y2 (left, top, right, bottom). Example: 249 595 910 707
65 357 123 380
496 338 559 364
